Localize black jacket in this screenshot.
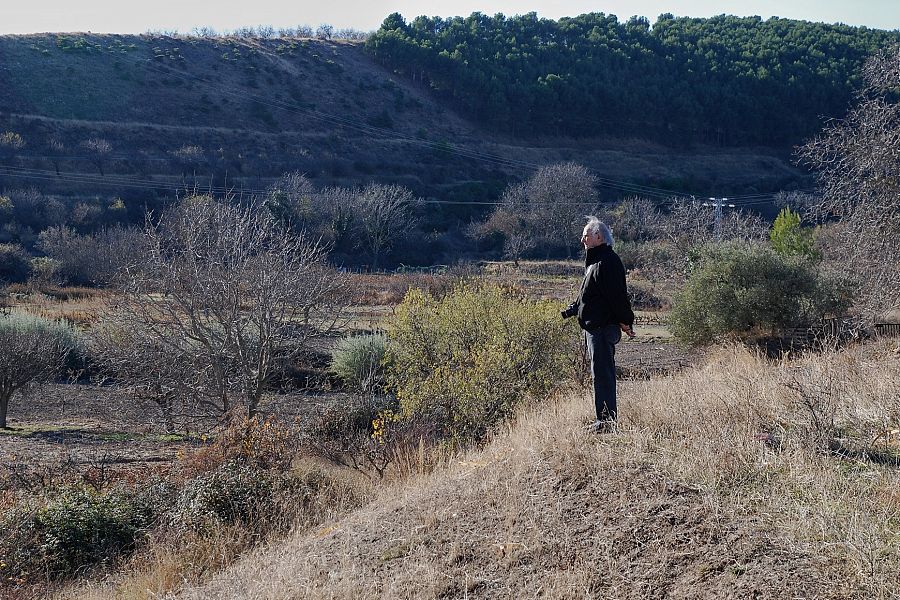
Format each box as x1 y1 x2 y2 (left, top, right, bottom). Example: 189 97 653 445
567 244 634 331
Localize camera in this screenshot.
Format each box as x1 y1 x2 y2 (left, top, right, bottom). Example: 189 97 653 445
561 302 578 319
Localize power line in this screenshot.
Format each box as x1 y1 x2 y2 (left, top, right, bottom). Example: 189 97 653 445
123 51 794 201
3 41 819 204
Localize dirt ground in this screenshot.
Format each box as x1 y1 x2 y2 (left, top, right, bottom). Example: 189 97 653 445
0 383 355 477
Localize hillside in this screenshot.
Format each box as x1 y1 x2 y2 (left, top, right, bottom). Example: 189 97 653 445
160 345 899 599
369 13 900 146
0 32 808 218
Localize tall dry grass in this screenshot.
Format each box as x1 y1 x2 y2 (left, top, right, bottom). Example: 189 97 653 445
169 341 899 599
625 342 900 595
53 341 900 599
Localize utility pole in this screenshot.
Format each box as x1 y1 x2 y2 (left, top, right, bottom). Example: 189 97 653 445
702 197 736 240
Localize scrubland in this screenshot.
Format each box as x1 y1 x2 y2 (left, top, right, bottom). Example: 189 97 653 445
56 341 897 600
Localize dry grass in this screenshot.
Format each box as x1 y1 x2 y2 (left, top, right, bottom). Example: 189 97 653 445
349 272 459 306
2 285 111 328
163 341 899 599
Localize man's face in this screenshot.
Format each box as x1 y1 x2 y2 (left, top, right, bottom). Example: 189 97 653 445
581 225 602 249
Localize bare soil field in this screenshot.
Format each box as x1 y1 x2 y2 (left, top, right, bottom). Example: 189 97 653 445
0 267 695 485
1 341 697 479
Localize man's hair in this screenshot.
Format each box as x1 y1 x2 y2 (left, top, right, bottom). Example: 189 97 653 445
585 216 614 246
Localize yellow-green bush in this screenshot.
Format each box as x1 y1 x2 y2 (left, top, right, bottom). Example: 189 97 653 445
385 282 574 445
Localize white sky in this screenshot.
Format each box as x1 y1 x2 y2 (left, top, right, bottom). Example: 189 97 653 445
3 0 899 34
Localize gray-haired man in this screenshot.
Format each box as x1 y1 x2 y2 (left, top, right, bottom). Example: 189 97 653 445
562 217 635 432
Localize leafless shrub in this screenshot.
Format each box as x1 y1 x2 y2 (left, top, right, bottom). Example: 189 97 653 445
799 46 900 319
101 196 348 421
2 453 79 494
170 145 206 177
37 225 145 286
0 131 25 161
305 396 437 480
782 369 840 452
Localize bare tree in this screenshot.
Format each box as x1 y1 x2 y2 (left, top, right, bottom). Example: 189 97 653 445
48 136 66 176
91 321 193 433
606 196 665 242
799 47 900 318
0 313 75 429
470 208 535 266
352 183 418 269
483 162 598 259
316 24 334 39
170 144 205 179
101 196 348 421
81 138 112 176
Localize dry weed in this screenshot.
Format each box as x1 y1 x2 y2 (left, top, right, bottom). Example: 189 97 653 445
174 341 898 599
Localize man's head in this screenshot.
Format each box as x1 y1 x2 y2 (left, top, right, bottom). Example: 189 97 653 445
581 216 613 250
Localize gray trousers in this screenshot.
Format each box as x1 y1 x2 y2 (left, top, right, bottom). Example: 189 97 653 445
584 324 621 421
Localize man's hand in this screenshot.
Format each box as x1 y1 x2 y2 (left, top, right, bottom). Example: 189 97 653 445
620 323 636 338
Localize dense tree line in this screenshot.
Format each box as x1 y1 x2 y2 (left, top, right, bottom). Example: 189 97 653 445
367 12 900 146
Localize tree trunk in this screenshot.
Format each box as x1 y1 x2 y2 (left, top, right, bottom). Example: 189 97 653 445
0 391 9 429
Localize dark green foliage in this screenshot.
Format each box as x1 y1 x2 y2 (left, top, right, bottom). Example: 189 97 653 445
367 12 899 146
0 243 32 283
0 486 159 579
670 244 851 345
172 461 276 529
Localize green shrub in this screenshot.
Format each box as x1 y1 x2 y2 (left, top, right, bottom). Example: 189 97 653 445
615 240 675 274
172 461 276 529
0 311 86 370
0 486 157 580
670 243 850 345
770 207 819 260
329 333 387 392
30 257 60 283
385 283 573 445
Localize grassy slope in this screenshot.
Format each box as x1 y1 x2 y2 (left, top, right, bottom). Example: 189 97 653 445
167 345 899 599
0 34 806 202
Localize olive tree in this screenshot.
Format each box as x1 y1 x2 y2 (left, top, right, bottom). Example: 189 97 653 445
97 196 348 422
0 312 77 429
799 47 900 318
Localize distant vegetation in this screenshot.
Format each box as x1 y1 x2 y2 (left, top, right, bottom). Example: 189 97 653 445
368 12 900 146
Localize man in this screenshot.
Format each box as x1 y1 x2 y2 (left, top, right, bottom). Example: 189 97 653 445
562 216 635 432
